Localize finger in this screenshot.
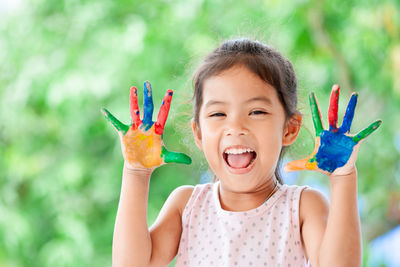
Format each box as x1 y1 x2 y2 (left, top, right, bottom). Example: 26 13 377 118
142 81 154 130
284 158 308 172
161 146 192 165
284 156 317 172
352 120 382 143
155 89 173 135
328 84 340 132
101 108 129 134
339 92 358 134
309 92 324 136
130 86 142 130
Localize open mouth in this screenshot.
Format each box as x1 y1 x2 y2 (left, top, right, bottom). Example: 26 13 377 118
223 147 257 169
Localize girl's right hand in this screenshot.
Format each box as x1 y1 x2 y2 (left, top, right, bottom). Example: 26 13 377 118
101 81 192 171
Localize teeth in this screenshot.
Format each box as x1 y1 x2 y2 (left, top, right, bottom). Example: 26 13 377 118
224 148 254 154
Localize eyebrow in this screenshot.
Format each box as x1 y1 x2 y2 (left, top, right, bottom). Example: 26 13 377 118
204 100 225 108
245 96 273 106
204 96 273 108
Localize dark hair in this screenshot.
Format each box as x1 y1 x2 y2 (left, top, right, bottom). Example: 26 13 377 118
192 38 299 185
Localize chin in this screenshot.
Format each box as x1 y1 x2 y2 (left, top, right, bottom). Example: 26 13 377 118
218 175 258 192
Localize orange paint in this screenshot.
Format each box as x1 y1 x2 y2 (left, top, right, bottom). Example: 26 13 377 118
123 125 163 168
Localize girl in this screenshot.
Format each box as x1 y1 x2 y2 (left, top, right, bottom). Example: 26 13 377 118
103 38 380 266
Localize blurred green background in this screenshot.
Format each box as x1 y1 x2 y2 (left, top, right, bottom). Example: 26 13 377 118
0 0 399 266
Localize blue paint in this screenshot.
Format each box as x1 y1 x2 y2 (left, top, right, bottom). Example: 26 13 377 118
316 130 356 172
339 93 358 134
142 81 154 130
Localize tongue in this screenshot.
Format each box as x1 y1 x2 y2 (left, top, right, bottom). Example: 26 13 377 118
226 152 253 168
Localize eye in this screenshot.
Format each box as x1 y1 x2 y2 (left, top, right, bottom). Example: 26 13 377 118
250 110 267 115
209 112 226 117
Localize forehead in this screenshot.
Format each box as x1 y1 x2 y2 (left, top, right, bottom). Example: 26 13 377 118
202 65 280 107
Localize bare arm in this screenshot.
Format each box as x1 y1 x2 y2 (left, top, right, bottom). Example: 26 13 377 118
112 164 193 267
319 170 362 266
112 165 153 267
301 170 362 267
149 185 194 266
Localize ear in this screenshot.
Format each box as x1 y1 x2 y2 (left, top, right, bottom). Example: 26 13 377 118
191 119 203 150
282 112 302 146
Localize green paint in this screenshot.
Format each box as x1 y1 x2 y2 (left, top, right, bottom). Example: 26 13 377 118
352 120 382 143
309 92 324 136
161 146 192 165
101 108 129 134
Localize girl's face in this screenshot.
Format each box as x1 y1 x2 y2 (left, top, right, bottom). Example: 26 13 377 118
193 65 301 192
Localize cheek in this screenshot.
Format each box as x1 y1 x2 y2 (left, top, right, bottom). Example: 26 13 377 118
198 121 221 162
199 118 220 139
202 142 222 174
255 124 284 156
201 127 220 155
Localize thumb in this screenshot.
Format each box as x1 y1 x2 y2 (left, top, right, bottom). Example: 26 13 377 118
161 146 192 165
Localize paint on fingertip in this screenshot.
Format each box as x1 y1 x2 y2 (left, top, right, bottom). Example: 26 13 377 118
328 85 340 132
145 81 152 97
339 93 358 134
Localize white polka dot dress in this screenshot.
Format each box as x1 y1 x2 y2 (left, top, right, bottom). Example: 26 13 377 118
175 181 310 267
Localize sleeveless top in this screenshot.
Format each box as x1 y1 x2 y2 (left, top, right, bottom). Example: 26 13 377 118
175 181 311 267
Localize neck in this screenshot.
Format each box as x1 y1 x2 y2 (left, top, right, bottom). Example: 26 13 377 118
218 178 278 212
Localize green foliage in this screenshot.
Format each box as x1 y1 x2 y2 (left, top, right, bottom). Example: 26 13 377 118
0 0 399 266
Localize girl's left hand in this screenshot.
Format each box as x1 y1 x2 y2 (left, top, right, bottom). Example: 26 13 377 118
284 84 381 177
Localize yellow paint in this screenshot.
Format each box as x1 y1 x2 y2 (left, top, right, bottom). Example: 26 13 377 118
137 135 146 141
305 161 317 170
123 125 162 168
148 136 153 148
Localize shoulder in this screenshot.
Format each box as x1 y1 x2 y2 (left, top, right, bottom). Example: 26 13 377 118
149 185 195 233
299 187 329 226
298 187 330 263
169 185 195 215
170 183 215 215
148 185 195 266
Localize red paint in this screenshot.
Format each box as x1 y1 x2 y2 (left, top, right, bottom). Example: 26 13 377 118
130 86 142 129
155 89 173 135
328 84 340 132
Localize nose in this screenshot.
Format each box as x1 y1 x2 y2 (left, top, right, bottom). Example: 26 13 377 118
225 116 248 136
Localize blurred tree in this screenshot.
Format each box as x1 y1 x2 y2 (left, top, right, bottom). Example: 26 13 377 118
0 0 399 266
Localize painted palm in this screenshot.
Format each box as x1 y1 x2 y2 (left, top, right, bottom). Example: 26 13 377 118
101 81 191 169
285 84 381 173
